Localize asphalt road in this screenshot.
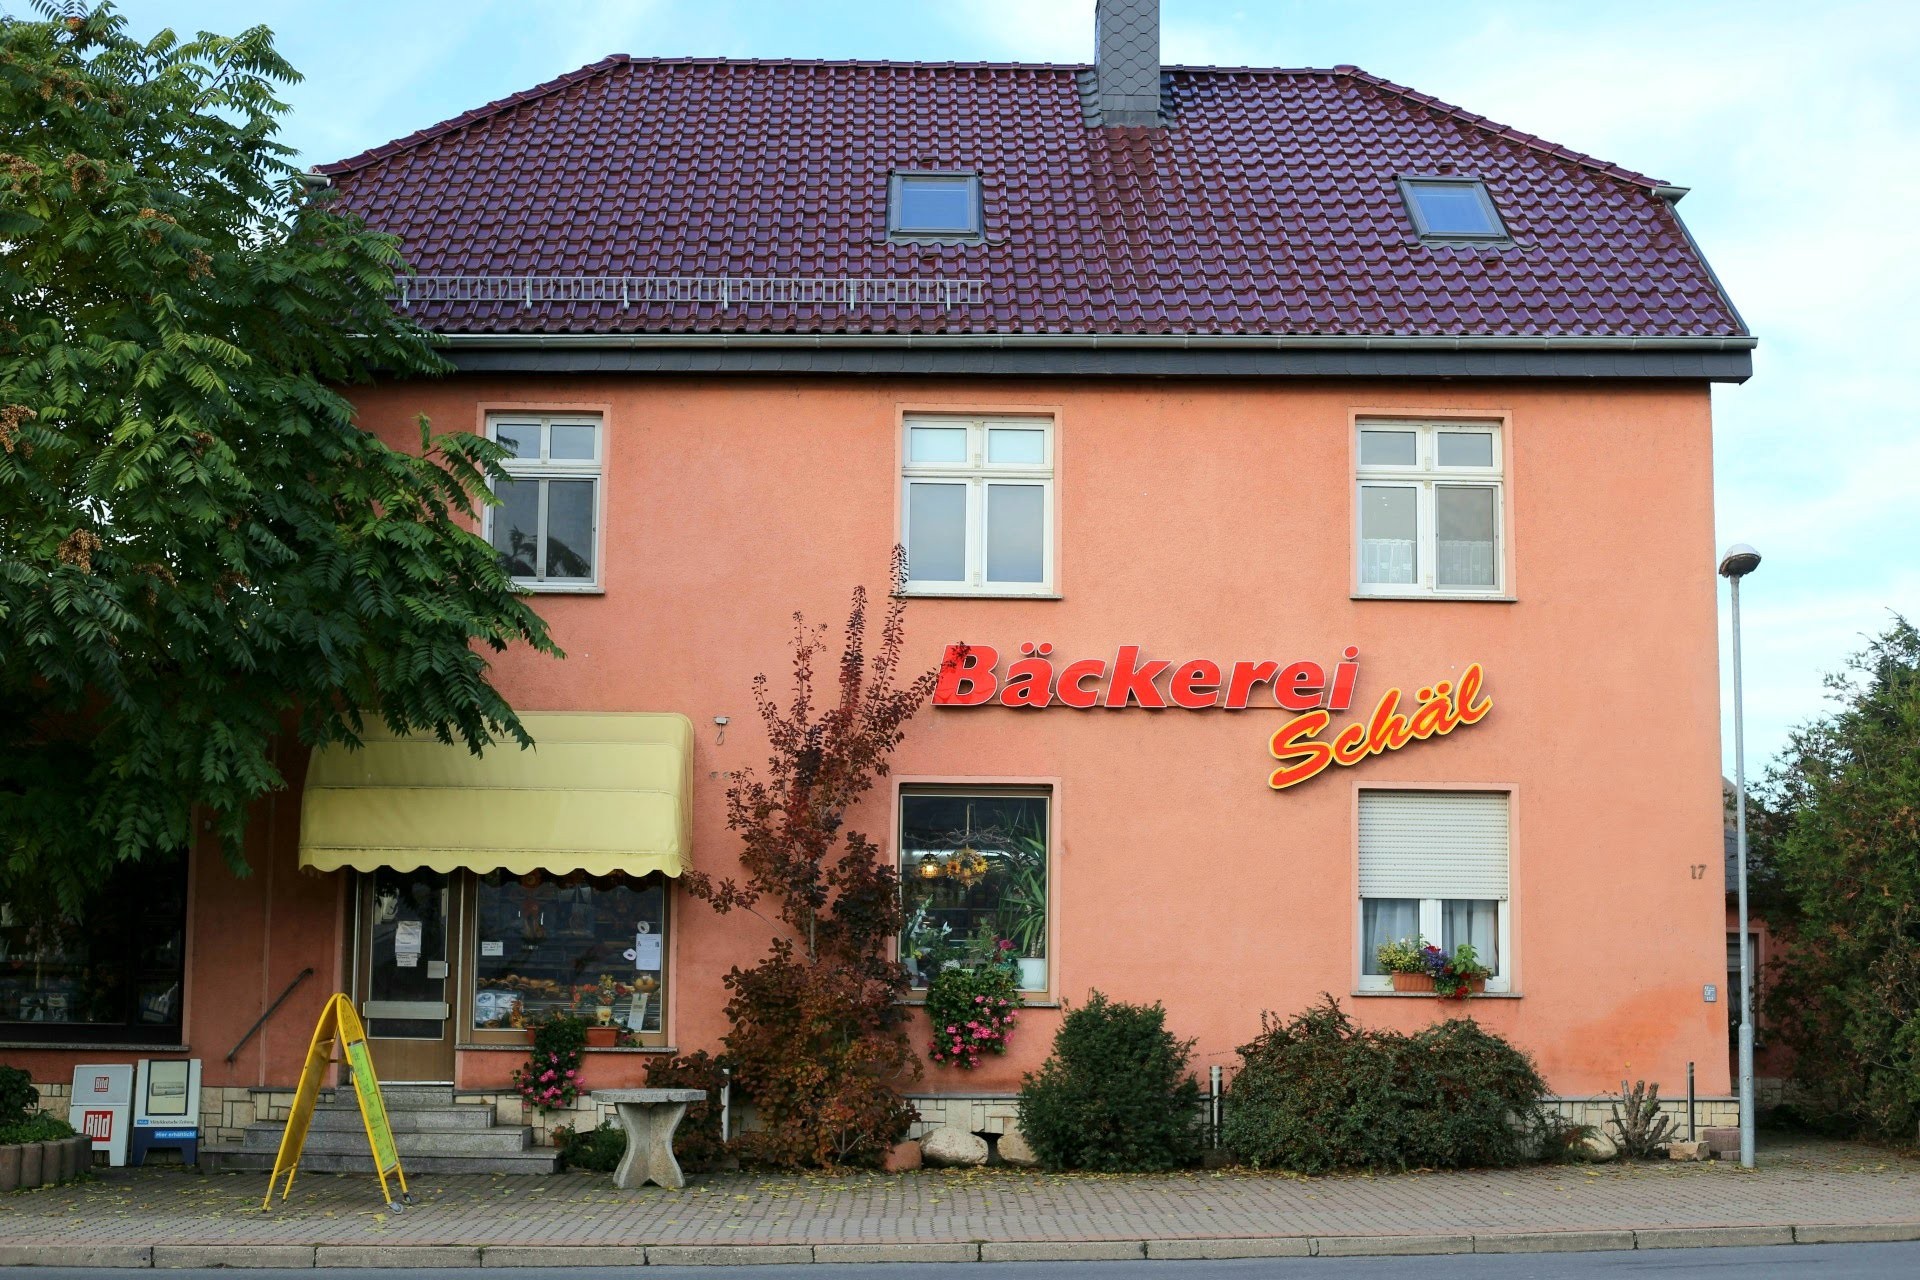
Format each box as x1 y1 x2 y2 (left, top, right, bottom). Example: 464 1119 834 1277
19 1243 1920 1279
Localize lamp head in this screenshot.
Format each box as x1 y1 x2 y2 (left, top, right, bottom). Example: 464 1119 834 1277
1718 544 1761 579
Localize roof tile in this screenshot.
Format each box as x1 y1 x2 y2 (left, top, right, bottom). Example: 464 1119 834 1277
319 57 1744 338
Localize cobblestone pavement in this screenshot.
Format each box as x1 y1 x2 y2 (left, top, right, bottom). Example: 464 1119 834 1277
4 1138 1918 1250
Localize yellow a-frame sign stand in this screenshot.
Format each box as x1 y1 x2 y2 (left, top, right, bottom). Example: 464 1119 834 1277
263 993 412 1212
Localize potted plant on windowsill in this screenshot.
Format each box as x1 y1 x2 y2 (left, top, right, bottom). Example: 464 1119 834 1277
1376 936 1434 992
1431 942 1492 1000
577 975 631 1046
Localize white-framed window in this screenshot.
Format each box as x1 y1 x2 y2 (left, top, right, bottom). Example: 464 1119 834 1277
1355 420 1503 597
484 413 602 591
1357 790 1511 993
902 415 1053 595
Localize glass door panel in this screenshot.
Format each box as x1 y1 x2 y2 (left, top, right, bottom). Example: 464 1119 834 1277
358 868 458 1081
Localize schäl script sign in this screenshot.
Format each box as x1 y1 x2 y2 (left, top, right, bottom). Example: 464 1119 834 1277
932 643 1491 790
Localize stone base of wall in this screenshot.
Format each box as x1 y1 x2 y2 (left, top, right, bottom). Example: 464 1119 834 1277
1547 1096 1740 1143
905 1094 1022 1140
25 1077 1754 1155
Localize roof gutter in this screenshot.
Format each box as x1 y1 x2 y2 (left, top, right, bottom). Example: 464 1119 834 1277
435 332 1757 352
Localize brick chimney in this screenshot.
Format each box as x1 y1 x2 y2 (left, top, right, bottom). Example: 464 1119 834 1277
1094 0 1162 127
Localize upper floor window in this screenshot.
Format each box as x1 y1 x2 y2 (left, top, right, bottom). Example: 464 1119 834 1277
1355 420 1503 597
1398 177 1507 240
485 414 601 591
1358 790 1511 994
889 172 982 238
902 415 1053 595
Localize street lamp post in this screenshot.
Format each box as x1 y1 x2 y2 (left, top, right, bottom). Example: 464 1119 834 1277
1719 542 1761 1170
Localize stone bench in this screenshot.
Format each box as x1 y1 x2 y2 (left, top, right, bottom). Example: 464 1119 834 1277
592 1089 707 1190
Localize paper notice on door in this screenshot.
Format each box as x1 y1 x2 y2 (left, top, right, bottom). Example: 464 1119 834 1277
629 931 662 971
480 940 505 957
394 919 423 968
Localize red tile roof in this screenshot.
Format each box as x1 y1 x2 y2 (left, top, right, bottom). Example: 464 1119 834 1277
317 56 1746 339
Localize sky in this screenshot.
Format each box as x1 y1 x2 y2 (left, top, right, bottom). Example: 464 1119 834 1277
61 0 1920 774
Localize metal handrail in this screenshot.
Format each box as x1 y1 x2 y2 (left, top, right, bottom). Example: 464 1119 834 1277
225 967 315 1064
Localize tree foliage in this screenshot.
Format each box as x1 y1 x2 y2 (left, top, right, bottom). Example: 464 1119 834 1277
0 4 555 910
1756 616 1920 1139
685 551 937 1167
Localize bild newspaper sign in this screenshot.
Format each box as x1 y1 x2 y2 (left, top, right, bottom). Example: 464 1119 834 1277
932 643 1491 790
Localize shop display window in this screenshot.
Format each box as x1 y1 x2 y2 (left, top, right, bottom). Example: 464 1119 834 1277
472 870 666 1035
899 789 1049 992
0 851 187 1043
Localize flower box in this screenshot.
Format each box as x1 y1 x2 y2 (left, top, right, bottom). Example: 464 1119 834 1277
585 1025 618 1048
1390 972 1436 993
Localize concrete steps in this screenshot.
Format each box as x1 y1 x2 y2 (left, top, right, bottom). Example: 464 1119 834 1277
203 1086 558 1176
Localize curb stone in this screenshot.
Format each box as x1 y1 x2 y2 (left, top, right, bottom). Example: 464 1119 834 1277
980 1241 1145 1262
1473 1231 1635 1253
480 1247 649 1267
316 1245 482 1268
1147 1238 1312 1259
1634 1226 1795 1249
1794 1223 1920 1244
646 1245 814 1266
1314 1234 1473 1257
0 1245 153 1268
155 1246 319 1268
813 1244 982 1263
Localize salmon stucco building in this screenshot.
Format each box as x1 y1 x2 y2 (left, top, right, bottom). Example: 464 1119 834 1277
3 0 1755 1168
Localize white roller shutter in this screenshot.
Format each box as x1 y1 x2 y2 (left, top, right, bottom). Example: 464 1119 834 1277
1358 791 1509 900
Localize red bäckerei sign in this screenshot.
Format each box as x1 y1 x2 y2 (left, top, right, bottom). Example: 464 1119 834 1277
932 643 1491 790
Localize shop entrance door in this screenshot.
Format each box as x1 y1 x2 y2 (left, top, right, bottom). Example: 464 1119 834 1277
354 868 459 1082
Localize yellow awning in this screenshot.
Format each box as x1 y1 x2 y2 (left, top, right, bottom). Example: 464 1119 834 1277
298 712 692 878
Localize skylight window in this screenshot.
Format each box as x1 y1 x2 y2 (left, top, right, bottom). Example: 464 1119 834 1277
889 172 982 238
1398 177 1508 240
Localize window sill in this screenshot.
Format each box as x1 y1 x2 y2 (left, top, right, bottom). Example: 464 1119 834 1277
512 583 605 595
1351 592 1516 604
456 1042 676 1054
899 590 1063 601
1350 990 1520 999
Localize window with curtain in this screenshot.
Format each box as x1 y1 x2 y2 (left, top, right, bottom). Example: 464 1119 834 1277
1356 421 1503 597
1357 790 1511 991
902 416 1053 595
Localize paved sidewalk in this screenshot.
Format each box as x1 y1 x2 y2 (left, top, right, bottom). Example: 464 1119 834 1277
3 1137 1919 1266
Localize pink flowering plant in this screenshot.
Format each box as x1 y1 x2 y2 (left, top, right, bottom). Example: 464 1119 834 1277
511 1012 588 1112
924 941 1023 1069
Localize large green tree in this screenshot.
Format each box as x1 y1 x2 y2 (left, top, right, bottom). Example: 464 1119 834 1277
1755 616 1920 1139
0 4 557 911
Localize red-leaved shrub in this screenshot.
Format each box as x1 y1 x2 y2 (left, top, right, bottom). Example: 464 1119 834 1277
684 550 936 1167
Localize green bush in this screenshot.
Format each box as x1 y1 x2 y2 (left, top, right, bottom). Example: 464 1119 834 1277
553 1119 624 1173
1016 991 1201 1171
0 1111 75 1145
644 1050 730 1170
0 1065 38 1126
1221 997 1556 1172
